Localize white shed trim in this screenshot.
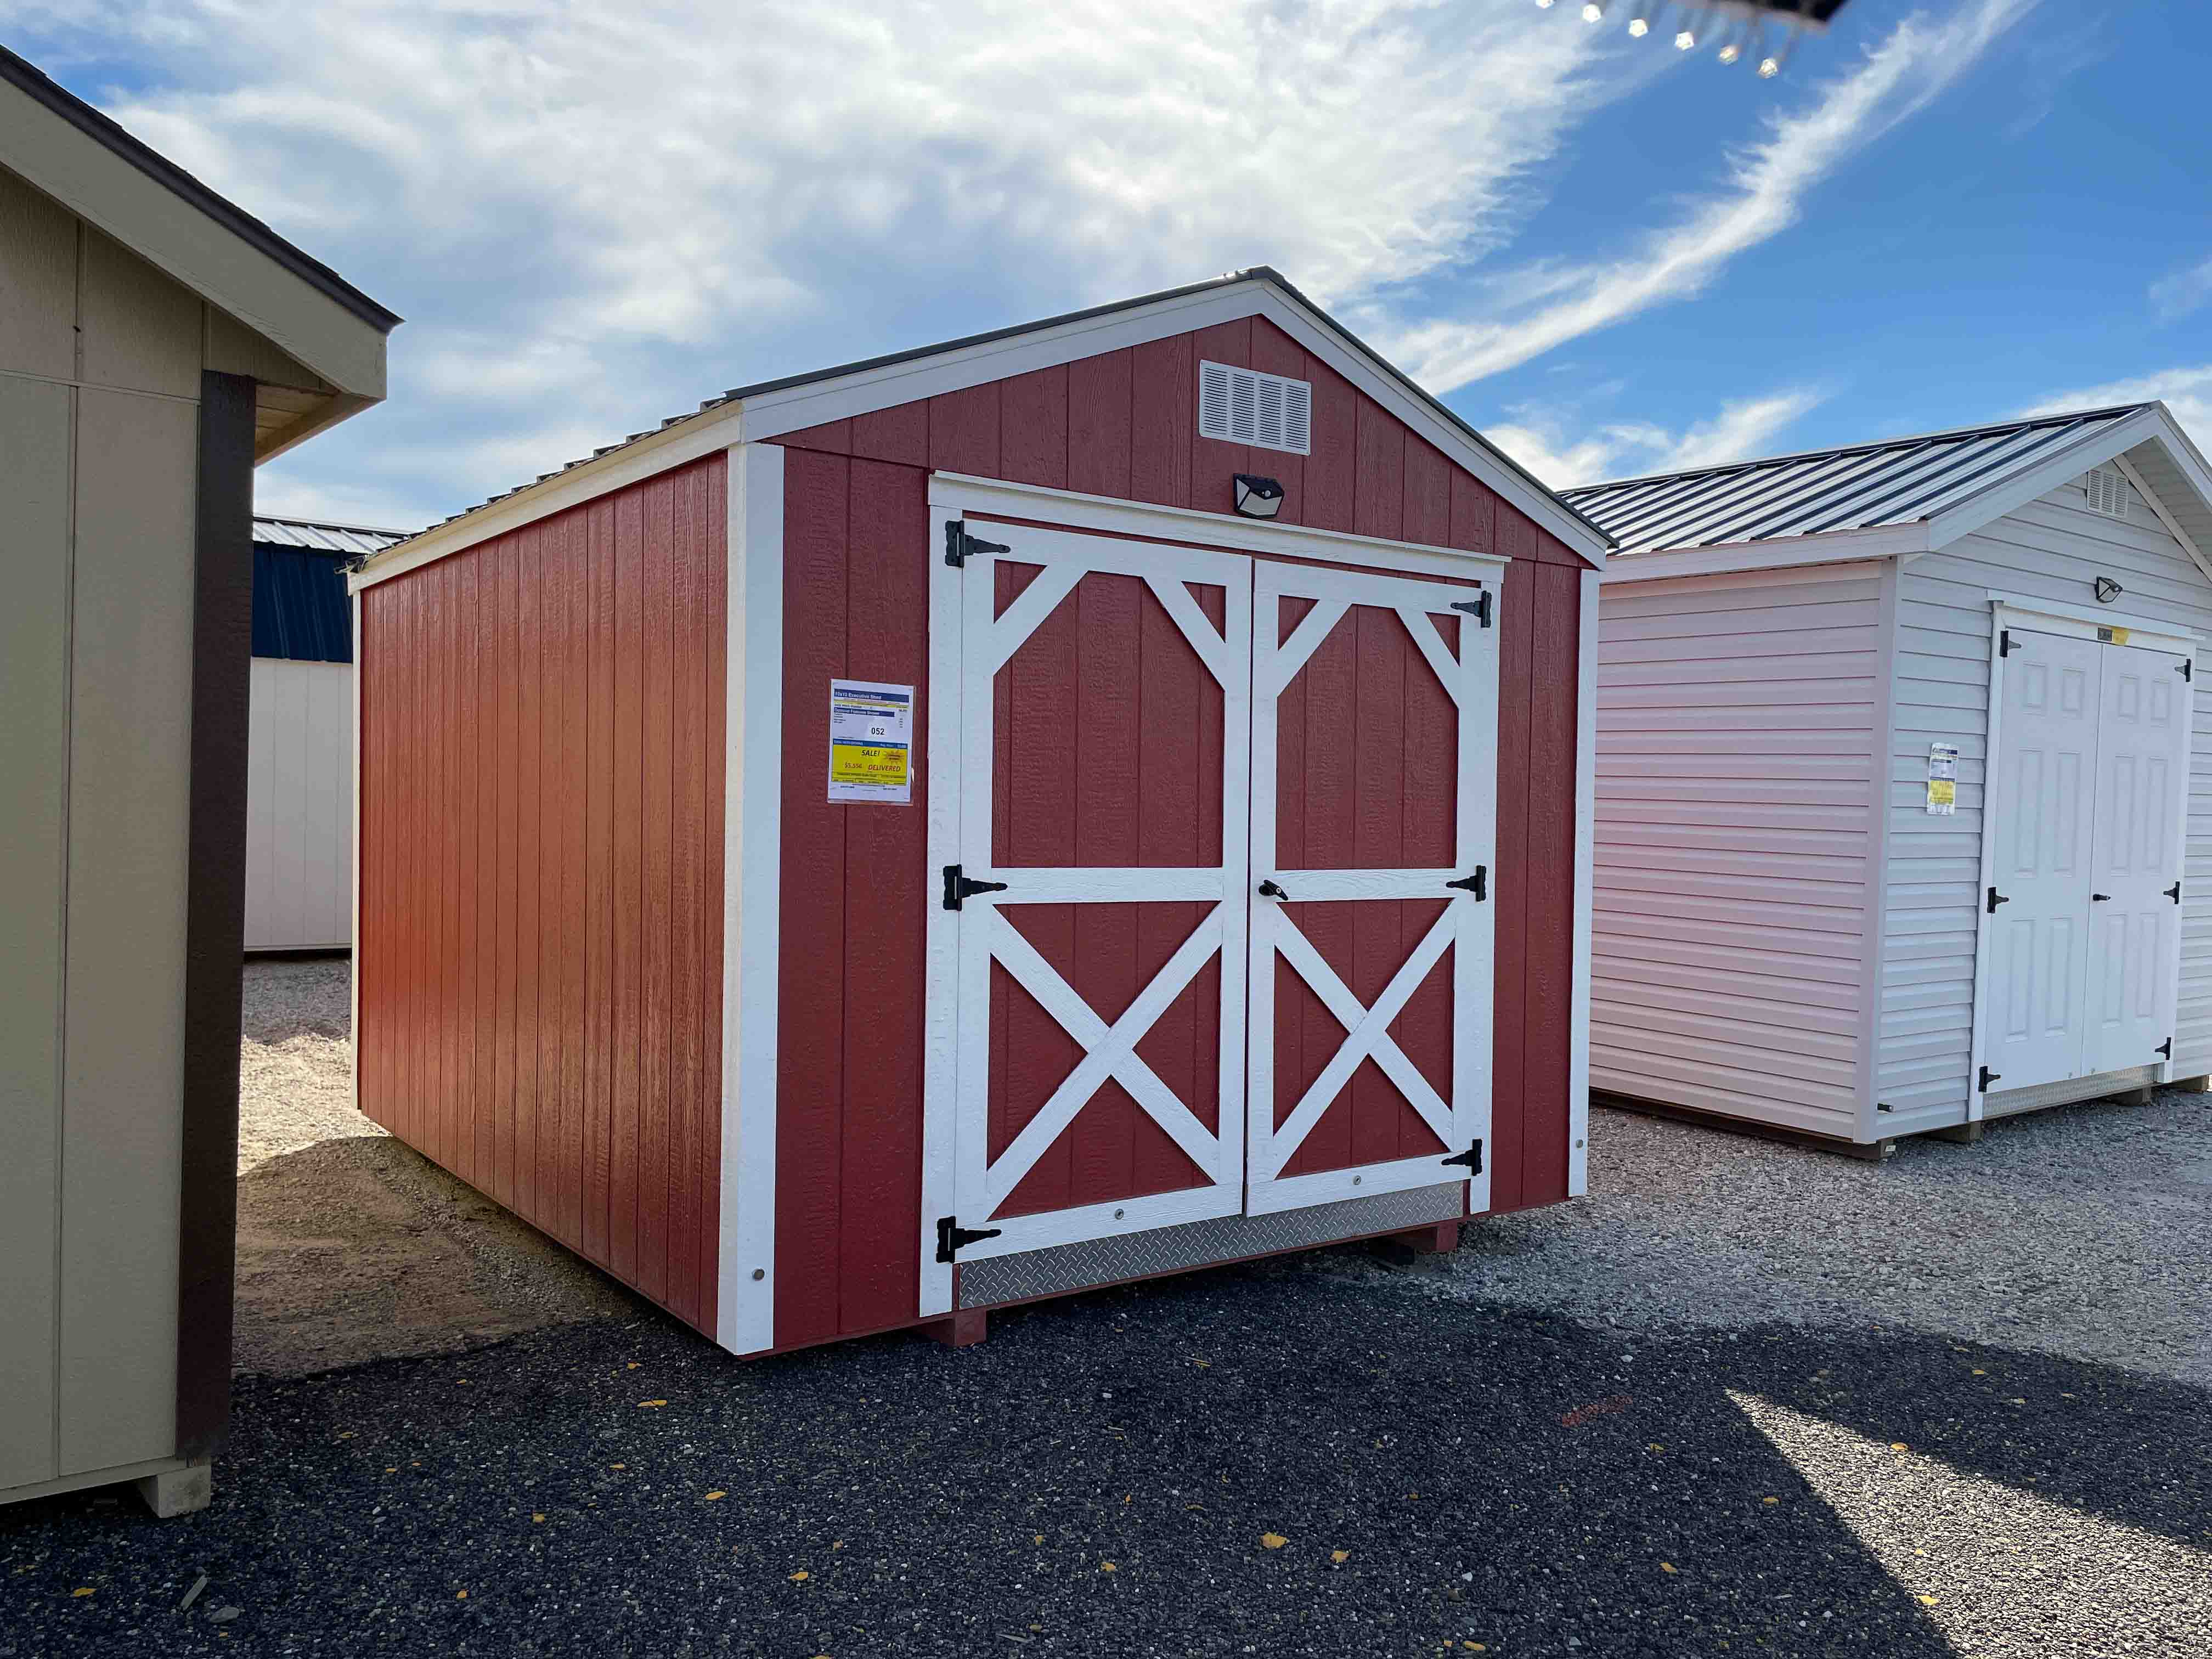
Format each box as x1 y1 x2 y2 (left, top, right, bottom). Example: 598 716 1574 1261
715 441 785 1356
1567 568 1599 1197
1602 524 1931 583
1983 590 2203 650
926 472 1510 577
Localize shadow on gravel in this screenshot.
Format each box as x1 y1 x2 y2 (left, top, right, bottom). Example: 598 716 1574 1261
5 1259 2205 1659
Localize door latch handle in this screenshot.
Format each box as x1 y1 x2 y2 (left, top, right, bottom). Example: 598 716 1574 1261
2092 893 2112 902
1986 887 2010 913
1257 879 1290 901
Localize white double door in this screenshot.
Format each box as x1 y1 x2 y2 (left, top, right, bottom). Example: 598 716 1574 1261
926 521 1496 1282
1981 625 2192 1095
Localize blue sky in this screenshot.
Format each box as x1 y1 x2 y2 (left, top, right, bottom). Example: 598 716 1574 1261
4 0 2206 529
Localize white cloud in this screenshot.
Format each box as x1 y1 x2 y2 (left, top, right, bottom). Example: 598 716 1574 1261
1488 386 1826 488
2151 255 2212 325
2019 366 2212 456
5 0 1632 526
1385 0 2036 393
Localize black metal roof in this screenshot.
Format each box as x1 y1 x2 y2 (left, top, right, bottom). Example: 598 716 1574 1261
0 44 400 332
1563 405 2155 556
250 517 410 662
405 266 1612 552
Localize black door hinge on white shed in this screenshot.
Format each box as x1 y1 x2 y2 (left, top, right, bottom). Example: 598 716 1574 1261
1451 594 1492 628
2166 880 2183 904
943 865 1009 910
2178 659 2194 682
1986 887 2010 913
1978 1065 2001 1092
1441 1139 1484 1173
944 521 1011 568
935 1216 1003 1263
1445 866 1487 900
1999 628 2016 657
2157 1037 2173 1061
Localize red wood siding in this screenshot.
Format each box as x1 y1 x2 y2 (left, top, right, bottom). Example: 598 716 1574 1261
357 454 727 1336
769 318 1585 1345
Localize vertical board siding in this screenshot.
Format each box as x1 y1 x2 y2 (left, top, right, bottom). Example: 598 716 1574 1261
357 454 727 1334
1591 563 1884 1137
768 317 1590 1341
243 658 354 950
1882 482 2212 1126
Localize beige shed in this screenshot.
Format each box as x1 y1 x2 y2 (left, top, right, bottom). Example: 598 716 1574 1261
0 46 395 1514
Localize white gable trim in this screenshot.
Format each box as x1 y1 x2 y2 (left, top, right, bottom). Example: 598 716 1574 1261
2108 451 2212 587
0 77 387 398
747 278 1606 565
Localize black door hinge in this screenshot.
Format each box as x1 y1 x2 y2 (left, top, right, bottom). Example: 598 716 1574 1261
1978 1065 2001 1092
1451 593 1492 628
1445 867 1487 901
1441 1139 1484 1173
1876 1102 1895 1114
1999 629 2015 658
935 1215 1003 1263
2179 659 2194 682
2157 1037 2174 1061
942 864 1009 910
944 520 1011 568
2166 880 2183 904
1986 887 2010 914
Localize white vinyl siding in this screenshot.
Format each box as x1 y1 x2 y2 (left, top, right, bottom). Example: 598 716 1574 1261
1592 563 1885 1137
1881 479 2212 1128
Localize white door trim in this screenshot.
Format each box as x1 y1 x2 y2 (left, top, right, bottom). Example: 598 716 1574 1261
1984 591 2203 651
1245 561 1497 1216
926 472 1510 581
714 442 785 1354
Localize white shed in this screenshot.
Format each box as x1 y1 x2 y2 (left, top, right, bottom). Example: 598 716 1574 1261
1567 403 2212 1151
245 516 407 952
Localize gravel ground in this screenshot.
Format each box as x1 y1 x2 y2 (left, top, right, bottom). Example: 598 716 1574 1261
1311 1097 2212 1386
3 963 2204 1656
234 960 635 1376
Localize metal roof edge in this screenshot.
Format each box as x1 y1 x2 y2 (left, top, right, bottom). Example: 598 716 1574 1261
0 44 401 332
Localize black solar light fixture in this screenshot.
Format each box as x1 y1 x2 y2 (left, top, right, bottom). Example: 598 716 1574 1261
1234 474 1285 520
1534 0 1849 76
2095 575 2124 605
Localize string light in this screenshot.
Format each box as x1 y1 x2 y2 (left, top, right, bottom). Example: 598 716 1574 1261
1533 0 1832 77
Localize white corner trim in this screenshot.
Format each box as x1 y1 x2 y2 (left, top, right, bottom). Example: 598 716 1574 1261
917 504 967 1319
2108 451 2212 588
348 590 363 1116
1857 560 1904 1141
1986 591 2203 650
1601 523 1929 583
1567 568 1598 1198
716 441 784 1355
348 405 748 592
1964 608 2010 1125
927 471 1508 578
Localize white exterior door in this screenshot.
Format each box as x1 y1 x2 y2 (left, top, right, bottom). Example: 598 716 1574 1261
943 523 1251 1262
2082 646 2192 1075
1245 562 1496 1215
1982 628 2102 1093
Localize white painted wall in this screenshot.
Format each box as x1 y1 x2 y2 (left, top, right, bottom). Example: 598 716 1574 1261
1589 562 1887 1139
244 656 353 951
1880 476 2212 1132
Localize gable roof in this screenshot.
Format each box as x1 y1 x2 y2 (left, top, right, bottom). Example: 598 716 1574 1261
359 267 1610 586
1567 402 2212 584
0 45 394 413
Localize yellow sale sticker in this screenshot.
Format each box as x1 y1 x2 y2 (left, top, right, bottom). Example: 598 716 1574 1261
827 680 914 804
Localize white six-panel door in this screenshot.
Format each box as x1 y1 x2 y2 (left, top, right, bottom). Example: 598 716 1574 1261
1982 624 2193 1096
2083 645 2192 1075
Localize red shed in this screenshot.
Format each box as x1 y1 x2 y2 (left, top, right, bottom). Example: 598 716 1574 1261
347 269 1611 1356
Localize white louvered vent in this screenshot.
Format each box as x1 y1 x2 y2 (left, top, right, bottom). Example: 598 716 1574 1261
2084 466 2132 519
1199 360 1311 456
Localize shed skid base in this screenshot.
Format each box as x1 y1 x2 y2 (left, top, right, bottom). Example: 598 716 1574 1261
1594 1092 1895 1161
136 1460 212 1517
1929 1122 1984 1146
1390 1222 1461 1254
924 1310 988 1349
